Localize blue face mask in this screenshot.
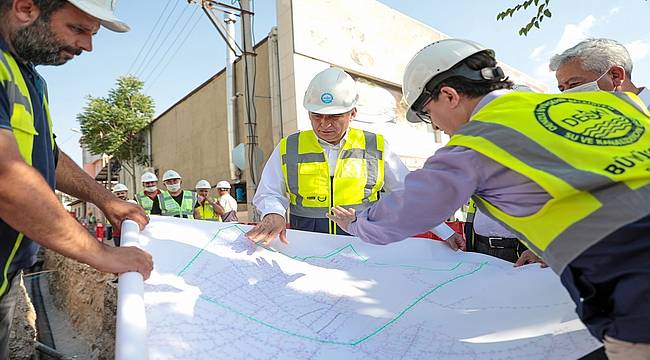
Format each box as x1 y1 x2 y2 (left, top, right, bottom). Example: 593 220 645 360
563 71 608 93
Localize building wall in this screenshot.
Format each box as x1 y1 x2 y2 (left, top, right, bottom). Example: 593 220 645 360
149 40 273 192
277 0 548 169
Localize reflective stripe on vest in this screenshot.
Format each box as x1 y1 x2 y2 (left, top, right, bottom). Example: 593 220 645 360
448 91 650 272
196 200 221 221
0 51 53 298
159 190 197 218
136 191 155 214
280 128 385 219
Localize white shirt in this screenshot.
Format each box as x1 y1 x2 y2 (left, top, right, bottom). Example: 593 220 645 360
473 208 517 238
253 130 455 240
218 193 238 213
637 87 650 110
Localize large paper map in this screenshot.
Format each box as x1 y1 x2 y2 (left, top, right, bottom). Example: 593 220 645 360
116 216 600 359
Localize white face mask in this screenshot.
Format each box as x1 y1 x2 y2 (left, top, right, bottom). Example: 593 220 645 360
563 71 608 93
166 183 181 192
144 186 157 192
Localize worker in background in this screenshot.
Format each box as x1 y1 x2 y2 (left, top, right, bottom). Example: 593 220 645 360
247 67 462 246
551 38 649 109
323 39 650 359
194 180 224 221
216 180 238 222
111 183 130 246
159 170 197 218
135 171 163 215
0 1 152 357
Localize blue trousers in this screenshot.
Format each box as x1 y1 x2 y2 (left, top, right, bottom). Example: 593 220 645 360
289 214 351 236
561 214 650 343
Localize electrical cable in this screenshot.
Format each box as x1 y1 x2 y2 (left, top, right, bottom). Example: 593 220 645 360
142 6 200 86
133 0 183 77
144 9 203 92
126 0 174 75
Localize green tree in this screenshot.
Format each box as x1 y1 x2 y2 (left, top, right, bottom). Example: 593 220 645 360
496 0 553 36
78 75 155 189
498 0 648 36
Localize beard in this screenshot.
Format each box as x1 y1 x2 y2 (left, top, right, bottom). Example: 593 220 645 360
10 17 82 65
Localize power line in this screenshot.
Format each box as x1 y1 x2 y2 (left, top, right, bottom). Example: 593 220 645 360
133 0 183 77
143 6 200 86
145 10 203 92
126 0 174 75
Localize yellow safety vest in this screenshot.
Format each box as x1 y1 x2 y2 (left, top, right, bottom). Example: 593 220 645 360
0 50 54 297
448 91 650 272
279 128 385 233
136 191 156 214
196 200 222 221
159 190 197 219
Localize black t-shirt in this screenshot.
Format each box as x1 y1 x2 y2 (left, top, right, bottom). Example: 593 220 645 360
150 196 162 215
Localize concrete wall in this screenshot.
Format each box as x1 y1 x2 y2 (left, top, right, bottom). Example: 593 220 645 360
149 39 274 192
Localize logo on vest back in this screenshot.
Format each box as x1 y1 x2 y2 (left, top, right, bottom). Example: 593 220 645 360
534 97 644 146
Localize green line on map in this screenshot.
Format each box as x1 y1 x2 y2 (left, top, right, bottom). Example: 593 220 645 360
196 262 486 346
178 224 466 275
174 224 487 345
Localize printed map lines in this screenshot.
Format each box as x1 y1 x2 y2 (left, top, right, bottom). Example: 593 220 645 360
176 224 488 346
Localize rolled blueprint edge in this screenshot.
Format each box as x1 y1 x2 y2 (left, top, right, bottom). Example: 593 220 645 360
115 220 148 360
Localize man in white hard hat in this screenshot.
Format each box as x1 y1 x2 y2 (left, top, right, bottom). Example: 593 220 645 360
551 38 649 109
325 39 650 359
159 170 197 218
216 180 238 222
112 183 129 201
0 1 151 356
136 171 164 215
110 183 130 246
193 180 224 221
247 67 462 246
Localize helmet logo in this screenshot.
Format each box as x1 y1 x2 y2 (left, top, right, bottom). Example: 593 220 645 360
320 92 334 104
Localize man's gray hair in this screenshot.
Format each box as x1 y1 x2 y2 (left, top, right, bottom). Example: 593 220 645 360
549 38 633 78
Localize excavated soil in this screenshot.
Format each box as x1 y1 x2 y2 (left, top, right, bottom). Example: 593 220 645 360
43 249 118 359
8 275 36 360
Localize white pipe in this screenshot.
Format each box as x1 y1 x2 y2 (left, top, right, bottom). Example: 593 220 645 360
225 13 238 181
115 220 148 360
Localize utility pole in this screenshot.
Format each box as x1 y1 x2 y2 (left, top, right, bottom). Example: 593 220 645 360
190 1 261 222
224 13 238 182
239 0 260 222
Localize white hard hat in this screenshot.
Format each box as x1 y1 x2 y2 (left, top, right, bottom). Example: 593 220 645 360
195 180 211 189
216 180 231 189
162 170 182 182
112 183 128 192
141 172 158 183
67 0 130 33
303 68 359 115
402 39 496 123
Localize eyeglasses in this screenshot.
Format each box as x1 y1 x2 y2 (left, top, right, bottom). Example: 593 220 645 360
414 96 433 124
